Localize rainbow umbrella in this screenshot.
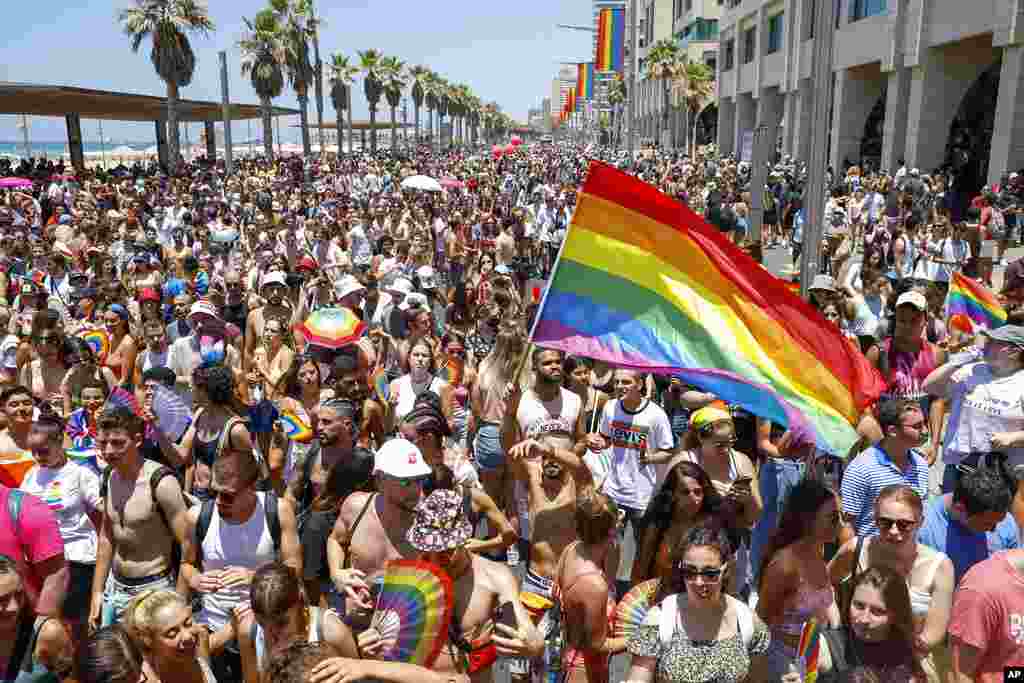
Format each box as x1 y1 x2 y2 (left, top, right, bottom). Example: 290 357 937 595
299 307 367 350
0 178 33 189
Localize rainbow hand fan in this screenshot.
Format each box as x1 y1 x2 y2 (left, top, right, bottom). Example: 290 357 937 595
371 559 453 667
106 387 140 416
0 448 36 487
613 578 660 641
79 329 111 363
278 409 314 443
797 619 821 683
439 357 464 386
67 447 106 475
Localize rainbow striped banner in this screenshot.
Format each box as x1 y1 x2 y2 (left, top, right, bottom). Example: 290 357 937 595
532 163 886 456
946 271 1006 333
568 86 577 113
577 62 595 100
596 7 626 72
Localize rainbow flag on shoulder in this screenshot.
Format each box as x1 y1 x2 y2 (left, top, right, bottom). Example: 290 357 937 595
531 162 885 456
946 271 1006 333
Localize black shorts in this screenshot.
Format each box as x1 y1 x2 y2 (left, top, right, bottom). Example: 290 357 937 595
64 561 96 619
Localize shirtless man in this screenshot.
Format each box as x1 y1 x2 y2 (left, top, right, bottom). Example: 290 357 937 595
244 271 292 372
501 348 592 599
327 438 430 630
88 406 190 631
359 489 542 683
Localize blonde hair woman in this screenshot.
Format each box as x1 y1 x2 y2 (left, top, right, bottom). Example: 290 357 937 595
123 589 216 683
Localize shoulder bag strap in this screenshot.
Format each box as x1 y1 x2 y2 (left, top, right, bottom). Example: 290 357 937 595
341 494 376 570
21 616 52 673
264 491 281 555
195 499 216 571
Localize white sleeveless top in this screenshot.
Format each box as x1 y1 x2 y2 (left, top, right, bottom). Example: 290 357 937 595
515 387 582 440
394 374 448 423
254 606 325 671
197 492 277 631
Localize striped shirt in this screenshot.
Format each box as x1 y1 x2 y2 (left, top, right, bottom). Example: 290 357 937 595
841 445 931 537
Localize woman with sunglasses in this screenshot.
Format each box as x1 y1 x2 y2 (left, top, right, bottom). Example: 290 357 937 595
756 477 842 680
633 461 727 586
20 310 70 415
235 561 357 683
782 567 926 683
625 523 770 683
828 485 953 682
272 355 329 490
249 315 294 403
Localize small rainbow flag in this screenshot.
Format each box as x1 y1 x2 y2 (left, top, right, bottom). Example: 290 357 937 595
67 447 105 475
946 271 1006 333
532 162 885 456
439 357 464 386
278 409 314 443
595 7 626 73
797 619 821 683
370 367 390 404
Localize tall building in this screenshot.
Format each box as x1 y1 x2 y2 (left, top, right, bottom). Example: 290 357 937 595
541 97 552 132
674 0 721 147
637 0 676 143
717 0 1024 198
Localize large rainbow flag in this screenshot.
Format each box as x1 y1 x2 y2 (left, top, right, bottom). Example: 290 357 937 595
596 7 626 72
577 62 595 100
532 162 885 455
946 271 1006 333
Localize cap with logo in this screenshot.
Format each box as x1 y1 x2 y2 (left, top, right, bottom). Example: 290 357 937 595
373 438 432 478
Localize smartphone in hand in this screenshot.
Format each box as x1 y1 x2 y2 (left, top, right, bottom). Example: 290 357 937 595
497 601 518 631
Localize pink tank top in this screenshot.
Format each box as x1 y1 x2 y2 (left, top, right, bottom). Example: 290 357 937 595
879 339 938 407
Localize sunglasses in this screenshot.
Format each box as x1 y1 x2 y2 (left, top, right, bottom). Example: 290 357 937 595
679 565 726 582
708 437 737 449
385 475 430 489
33 334 60 345
876 516 916 533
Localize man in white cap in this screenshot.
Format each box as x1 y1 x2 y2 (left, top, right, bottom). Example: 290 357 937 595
415 266 446 337
245 270 292 372
327 438 431 630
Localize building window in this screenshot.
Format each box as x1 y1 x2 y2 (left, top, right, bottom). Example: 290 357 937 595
685 0 693 12
767 13 783 53
743 26 756 63
723 39 735 70
851 0 886 20
704 51 718 74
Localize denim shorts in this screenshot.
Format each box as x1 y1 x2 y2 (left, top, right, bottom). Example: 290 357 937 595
101 569 176 627
473 423 504 471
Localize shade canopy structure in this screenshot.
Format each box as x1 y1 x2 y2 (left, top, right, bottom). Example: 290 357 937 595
292 121 414 131
0 82 297 122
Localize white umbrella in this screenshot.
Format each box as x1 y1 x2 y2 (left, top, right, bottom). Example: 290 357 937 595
400 175 443 192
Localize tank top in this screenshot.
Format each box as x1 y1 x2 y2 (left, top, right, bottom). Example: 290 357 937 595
198 492 277 631
515 387 582 441
854 537 947 621
253 606 324 672
393 374 447 424
879 338 939 414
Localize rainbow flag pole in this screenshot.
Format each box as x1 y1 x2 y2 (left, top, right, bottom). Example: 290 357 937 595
529 162 886 456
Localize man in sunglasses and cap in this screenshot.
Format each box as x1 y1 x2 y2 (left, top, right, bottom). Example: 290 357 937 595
353 488 542 681
245 271 292 373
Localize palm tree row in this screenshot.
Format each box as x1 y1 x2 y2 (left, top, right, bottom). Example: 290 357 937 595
644 37 715 153
119 0 520 162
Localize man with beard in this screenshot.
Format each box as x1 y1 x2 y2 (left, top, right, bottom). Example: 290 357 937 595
327 438 429 631
245 271 292 373
221 269 248 333
286 397 373 606
360 489 541 683
332 354 384 449
501 348 591 614
165 292 194 344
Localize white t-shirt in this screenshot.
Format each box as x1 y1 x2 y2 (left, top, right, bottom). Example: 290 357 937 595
599 398 674 510
515 387 582 441
945 362 1024 465
20 462 101 564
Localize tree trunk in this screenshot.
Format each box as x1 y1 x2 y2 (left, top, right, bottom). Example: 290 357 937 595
347 87 353 154
298 94 312 156
337 110 344 154
414 101 420 146
390 107 397 152
427 109 434 150
369 104 377 153
166 80 181 168
261 96 274 160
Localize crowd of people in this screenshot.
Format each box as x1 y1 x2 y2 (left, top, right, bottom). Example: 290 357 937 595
0 140 1023 683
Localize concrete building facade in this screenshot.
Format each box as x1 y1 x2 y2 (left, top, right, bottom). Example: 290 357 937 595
716 0 1024 191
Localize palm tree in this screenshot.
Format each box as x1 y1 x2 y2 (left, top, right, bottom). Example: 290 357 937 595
358 49 385 153
435 78 450 149
465 93 481 147
424 72 442 150
673 61 716 154
408 65 430 145
270 0 315 156
239 9 285 159
328 53 359 153
645 37 681 149
117 0 215 168
607 72 627 148
380 56 407 152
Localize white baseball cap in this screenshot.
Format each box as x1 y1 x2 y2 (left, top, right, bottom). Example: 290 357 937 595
386 278 414 298
261 271 288 290
416 265 436 290
895 291 927 311
374 438 432 478
334 276 366 301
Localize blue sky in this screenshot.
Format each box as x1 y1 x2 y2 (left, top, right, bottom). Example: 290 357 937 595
0 0 594 143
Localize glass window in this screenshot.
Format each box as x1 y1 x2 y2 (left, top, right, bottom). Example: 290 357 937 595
743 27 756 63
851 0 886 21
724 39 735 70
767 13 783 53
